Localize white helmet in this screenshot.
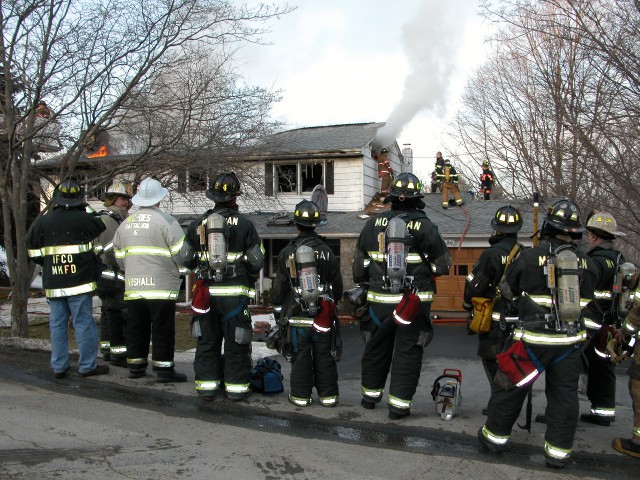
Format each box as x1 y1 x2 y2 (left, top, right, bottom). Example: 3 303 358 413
99 182 133 202
132 178 168 207
586 211 625 238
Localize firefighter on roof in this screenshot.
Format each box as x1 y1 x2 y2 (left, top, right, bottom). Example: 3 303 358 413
478 199 597 469
28 177 108 378
377 147 393 195
182 172 264 401
463 205 524 413
353 172 451 420
436 158 464 208
581 211 628 427
271 200 343 407
479 161 495 200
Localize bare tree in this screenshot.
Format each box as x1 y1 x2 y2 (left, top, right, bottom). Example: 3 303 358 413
0 0 290 337
452 0 640 261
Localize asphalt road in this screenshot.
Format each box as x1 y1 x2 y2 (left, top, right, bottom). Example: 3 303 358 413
1 321 638 479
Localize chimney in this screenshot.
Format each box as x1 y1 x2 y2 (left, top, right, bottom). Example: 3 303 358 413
402 143 413 167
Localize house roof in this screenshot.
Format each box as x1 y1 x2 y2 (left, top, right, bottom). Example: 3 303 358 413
253 122 386 159
175 194 542 246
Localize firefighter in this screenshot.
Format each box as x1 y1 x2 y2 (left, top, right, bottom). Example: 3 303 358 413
580 211 626 426
95 182 133 367
612 279 640 458
463 205 524 413
112 178 188 382
354 172 451 419
478 199 597 469
271 200 343 407
182 172 264 401
27 177 108 378
437 158 464 208
479 161 495 200
377 147 393 194
434 152 445 192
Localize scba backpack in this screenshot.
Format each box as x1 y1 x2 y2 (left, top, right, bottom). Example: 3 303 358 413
250 357 284 394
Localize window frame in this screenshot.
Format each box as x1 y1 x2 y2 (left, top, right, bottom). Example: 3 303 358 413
266 160 334 196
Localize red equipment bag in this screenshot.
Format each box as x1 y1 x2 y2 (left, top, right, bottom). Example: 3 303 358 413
191 278 211 314
495 340 541 390
312 297 336 333
393 289 420 326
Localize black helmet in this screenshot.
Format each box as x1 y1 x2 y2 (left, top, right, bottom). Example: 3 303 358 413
388 172 423 199
544 199 585 233
53 177 85 207
206 172 242 202
491 205 522 233
293 200 320 227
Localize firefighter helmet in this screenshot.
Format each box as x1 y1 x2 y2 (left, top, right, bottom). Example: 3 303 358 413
206 172 242 202
482 160 490 168
293 200 320 227
132 178 168 207
53 177 85 207
387 172 424 199
586 211 624 239
99 181 133 203
544 199 585 233
491 205 522 234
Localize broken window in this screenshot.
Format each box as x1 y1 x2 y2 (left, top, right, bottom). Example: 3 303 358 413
301 162 323 192
189 170 207 192
267 160 334 196
276 164 297 193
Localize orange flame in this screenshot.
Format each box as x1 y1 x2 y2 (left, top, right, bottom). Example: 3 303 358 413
87 145 108 158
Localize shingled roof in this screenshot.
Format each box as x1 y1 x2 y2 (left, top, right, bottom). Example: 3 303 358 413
232 193 542 247
254 122 386 158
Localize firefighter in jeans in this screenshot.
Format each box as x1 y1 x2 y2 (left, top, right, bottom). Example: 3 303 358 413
581 211 626 426
479 199 597 469
437 158 464 208
95 182 133 367
113 178 188 382
612 279 640 458
28 177 108 378
182 172 264 401
271 200 343 407
463 205 523 414
354 172 451 419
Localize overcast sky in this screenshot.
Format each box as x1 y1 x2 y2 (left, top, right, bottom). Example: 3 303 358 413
237 0 491 181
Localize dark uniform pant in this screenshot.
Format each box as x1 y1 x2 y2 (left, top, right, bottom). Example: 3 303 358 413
486 344 582 453
193 295 252 399
477 322 510 387
98 286 127 360
584 332 617 417
361 302 433 415
126 299 176 373
289 326 338 404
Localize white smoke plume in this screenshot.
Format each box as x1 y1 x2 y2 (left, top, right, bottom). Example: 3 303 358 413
376 0 476 148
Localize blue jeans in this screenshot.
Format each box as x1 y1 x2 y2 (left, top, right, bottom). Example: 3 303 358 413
48 294 98 374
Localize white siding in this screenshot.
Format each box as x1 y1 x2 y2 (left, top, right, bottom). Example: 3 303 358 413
237 158 367 213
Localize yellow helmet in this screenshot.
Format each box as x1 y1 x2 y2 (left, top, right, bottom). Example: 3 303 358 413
586 211 624 239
